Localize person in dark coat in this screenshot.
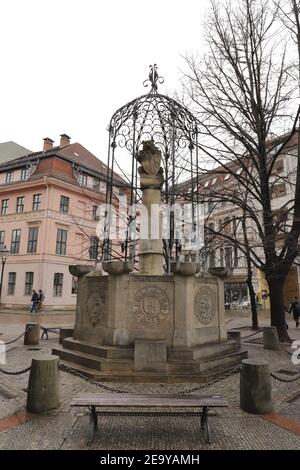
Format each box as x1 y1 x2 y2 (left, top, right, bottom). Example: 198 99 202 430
30 290 39 313
288 296 300 327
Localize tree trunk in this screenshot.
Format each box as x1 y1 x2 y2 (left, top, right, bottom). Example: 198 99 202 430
267 276 291 342
247 277 258 330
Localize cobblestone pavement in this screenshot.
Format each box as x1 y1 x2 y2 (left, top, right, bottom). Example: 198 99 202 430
0 314 300 450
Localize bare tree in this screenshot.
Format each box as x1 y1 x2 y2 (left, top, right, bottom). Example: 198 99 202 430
182 0 300 341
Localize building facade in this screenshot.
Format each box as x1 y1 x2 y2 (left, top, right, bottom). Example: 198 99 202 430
179 132 300 309
0 135 125 309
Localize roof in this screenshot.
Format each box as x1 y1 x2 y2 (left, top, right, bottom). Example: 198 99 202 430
0 141 31 164
0 141 127 186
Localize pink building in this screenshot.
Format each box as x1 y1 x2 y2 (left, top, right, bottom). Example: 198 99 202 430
0 135 125 309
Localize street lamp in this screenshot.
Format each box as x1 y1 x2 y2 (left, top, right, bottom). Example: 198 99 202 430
0 245 9 305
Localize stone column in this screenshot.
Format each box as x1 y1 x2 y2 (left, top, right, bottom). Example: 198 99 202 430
139 186 164 275
137 141 164 276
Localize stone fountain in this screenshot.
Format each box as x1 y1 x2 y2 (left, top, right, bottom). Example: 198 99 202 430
53 140 247 382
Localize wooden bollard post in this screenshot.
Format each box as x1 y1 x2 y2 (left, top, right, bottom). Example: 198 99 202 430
24 323 40 346
240 359 273 414
26 355 60 413
263 326 279 350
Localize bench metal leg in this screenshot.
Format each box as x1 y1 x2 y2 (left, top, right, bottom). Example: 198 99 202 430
87 406 98 445
201 406 211 444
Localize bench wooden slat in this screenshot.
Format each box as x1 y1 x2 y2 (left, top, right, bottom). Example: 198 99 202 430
71 393 228 408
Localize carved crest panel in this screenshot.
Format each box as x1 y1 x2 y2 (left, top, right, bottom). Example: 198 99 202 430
194 286 216 325
86 292 106 327
133 287 169 325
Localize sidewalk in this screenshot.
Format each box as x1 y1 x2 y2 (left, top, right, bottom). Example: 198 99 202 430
0 315 299 450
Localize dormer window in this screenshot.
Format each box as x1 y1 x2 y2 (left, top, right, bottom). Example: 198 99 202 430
78 174 87 186
20 168 28 181
5 171 13 183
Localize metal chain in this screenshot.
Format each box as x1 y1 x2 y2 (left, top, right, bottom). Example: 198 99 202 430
179 366 241 395
270 371 300 383
0 365 31 375
40 326 60 334
59 362 243 395
1 326 31 345
59 363 130 394
241 328 263 340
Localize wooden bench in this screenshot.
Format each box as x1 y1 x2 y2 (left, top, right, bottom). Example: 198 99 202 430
71 393 228 444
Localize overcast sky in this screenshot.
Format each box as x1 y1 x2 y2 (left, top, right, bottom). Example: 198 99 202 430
0 0 209 161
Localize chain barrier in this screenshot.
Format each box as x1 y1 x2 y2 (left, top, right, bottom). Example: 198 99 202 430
40 326 60 335
241 328 263 340
59 363 130 394
1 326 31 346
59 362 242 395
270 371 300 383
0 365 31 375
178 366 241 395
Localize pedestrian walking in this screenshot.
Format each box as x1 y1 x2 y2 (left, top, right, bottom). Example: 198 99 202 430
30 290 39 313
38 289 45 312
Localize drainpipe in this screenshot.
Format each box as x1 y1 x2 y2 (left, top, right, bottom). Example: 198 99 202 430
40 177 49 301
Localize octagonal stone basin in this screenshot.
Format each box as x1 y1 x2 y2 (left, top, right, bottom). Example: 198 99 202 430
170 262 199 276
103 261 133 275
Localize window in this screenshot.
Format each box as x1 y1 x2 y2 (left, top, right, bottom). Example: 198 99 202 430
1 199 8 215
93 178 100 191
209 251 215 268
71 276 78 294
27 227 39 253
60 196 69 214
5 172 13 183
92 205 100 221
53 273 63 296
20 168 28 181
271 183 286 199
234 246 239 268
78 174 87 186
56 229 67 255
89 236 99 260
224 216 231 233
220 248 224 267
25 272 34 295
16 196 24 213
0 231 4 249
10 229 21 254
32 194 41 211
7 272 16 295
225 247 232 268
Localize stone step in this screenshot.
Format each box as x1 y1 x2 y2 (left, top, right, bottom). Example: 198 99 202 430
53 346 134 372
62 338 134 360
53 346 102 370
199 350 248 373
166 361 200 374
58 359 208 383
168 340 238 361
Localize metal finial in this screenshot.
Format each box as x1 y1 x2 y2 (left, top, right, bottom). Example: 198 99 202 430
143 64 164 92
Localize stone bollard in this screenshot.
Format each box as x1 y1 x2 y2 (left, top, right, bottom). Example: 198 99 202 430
240 359 273 414
24 323 40 346
263 326 279 350
27 355 60 413
59 328 74 344
227 331 241 348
